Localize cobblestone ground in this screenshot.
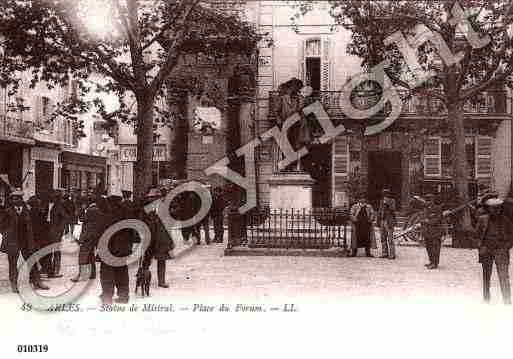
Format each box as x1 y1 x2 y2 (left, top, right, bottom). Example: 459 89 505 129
0 232 511 305
1 230 513 359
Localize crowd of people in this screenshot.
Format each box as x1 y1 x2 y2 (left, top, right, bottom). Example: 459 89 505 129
0 182 229 304
1 180 511 305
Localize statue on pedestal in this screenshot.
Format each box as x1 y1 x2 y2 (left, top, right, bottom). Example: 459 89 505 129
272 78 313 172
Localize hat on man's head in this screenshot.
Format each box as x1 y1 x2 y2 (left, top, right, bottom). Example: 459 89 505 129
383 188 391 194
485 198 504 207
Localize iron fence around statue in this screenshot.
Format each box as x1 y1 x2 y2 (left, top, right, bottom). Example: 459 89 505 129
228 207 350 250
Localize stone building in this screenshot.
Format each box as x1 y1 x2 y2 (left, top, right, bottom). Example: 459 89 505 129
138 1 511 212
250 2 512 210
0 71 120 204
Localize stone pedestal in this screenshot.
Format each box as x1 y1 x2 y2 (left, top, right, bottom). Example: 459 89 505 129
268 173 315 210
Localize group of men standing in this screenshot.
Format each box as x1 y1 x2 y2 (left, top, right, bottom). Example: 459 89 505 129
70 183 228 304
0 181 229 304
0 188 83 293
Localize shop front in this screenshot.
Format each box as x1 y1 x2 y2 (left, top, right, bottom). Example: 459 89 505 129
119 143 169 192
60 151 106 193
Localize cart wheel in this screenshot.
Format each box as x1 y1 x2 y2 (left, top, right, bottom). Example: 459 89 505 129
403 212 424 244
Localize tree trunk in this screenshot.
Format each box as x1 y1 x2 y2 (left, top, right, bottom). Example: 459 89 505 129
134 95 156 201
168 91 189 179
448 101 473 242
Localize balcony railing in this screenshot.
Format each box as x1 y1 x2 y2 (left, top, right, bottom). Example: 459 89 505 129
0 114 34 140
269 90 507 120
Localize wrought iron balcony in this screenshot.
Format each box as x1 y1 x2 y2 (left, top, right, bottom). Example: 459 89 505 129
0 114 34 141
268 90 508 120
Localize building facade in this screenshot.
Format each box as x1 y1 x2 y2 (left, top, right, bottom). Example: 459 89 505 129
171 2 512 211
250 2 512 210
0 71 120 204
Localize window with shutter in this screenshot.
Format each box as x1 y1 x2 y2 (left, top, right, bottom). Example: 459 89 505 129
424 136 441 177
332 135 349 197
321 38 331 91
475 136 492 178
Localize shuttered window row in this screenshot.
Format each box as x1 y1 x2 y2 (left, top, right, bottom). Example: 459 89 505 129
332 135 349 192
423 136 492 178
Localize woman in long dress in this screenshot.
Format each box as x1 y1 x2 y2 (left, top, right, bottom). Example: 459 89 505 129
350 196 375 257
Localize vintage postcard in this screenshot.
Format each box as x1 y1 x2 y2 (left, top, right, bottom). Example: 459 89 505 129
1 1 512 357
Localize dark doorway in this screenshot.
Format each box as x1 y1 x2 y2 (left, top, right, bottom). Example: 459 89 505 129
368 151 402 209
35 160 54 205
305 57 321 93
302 144 332 208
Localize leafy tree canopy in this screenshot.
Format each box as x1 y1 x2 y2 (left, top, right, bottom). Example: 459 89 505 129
0 0 262 130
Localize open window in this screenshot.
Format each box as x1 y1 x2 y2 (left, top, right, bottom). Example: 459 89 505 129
299 37 331 93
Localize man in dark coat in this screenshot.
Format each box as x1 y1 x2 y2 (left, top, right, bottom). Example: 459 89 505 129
143 188 174 288
63 189 77 240
211 186 226 243
71 195 108 282
473 198 513 304
180 191 201 243
377 189 397 259
27 196 48 275
45 189 70 278
98 193 135 304
421 193 443 269
0 190 49 293
349 196 375 257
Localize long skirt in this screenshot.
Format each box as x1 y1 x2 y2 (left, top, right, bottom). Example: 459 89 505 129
355 221 371 248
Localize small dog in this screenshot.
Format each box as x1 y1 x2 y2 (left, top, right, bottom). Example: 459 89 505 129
135 267 151 297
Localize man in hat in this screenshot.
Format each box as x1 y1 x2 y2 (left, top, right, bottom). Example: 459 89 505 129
143 188 174 288
473 198 513 304
71 193 105 282
45 188 70 278
0 190 49 292
421 193 443 269
350 195 375 257
98 191 134 304
377 189 397 259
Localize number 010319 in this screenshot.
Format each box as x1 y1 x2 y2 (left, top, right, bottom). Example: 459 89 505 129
17 345 48 353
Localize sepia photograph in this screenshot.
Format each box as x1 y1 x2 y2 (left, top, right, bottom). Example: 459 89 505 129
0 0 513 357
